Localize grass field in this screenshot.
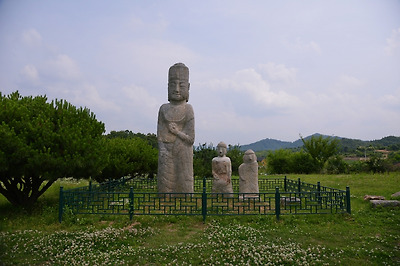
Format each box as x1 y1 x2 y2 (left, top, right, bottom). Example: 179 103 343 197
1 174 399 265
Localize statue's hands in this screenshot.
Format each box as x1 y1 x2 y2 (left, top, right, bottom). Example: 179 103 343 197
168 122 179 135
212 172 219 180
168 122 192 143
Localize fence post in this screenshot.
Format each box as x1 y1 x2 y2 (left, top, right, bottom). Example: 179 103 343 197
202 177 207 222
58 187 64 223
275 187 280 221
298 178 301 192
346 186 351 214
317 181 321 204
129 187 134 220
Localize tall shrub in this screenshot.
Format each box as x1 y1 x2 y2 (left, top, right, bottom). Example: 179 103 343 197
0 91 105 208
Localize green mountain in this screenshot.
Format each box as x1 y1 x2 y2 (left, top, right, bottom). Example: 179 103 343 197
240 134 400 152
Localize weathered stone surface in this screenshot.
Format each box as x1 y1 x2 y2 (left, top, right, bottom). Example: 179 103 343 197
212 142 233 194
370 200 400 208
157 63 194 193
364 195 385 201
391 191 400 198
239 149 259 197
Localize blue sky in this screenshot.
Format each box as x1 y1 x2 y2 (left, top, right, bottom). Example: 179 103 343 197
1 0 399 145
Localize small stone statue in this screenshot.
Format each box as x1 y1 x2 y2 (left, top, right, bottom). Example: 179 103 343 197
212 141 233 194
157 63 195 193
239 149 259 197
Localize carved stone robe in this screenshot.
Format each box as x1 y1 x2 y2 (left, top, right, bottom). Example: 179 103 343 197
157 103 194 193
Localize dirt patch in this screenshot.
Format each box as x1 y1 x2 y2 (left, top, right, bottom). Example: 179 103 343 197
99 221 114 226
123 221 141 231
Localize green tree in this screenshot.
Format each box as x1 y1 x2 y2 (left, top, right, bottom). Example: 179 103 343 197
300 134 339 173
97 137 158 182
266 149 293 174
291 151 317 174
0 91 105 208
324 155 348 174
227 144 244 176
193 143 217 178
106 130 157 149
388 151 400 171
347 160 368 173
266 149 316 174
366 153 389 173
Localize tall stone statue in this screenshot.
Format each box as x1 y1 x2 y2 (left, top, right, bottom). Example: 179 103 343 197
157 63 195 193
239 149 259 197
212 141 233 194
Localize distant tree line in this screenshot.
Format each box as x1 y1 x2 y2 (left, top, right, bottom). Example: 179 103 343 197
262 135 400 175
245 135 400 154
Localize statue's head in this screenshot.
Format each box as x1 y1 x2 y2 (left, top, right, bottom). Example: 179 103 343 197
243 149 256 163
168 63 190 102
217 141 227 157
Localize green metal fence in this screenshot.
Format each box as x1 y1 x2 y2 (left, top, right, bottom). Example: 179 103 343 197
59 177 350 222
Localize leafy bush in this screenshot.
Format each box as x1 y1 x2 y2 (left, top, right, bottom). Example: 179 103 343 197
266 149 317 174
300 134 339 173
366 153 390 173
0 91 105 208
96 137 158 182
324 155 348 174
193 143 217 178
227 144 244 176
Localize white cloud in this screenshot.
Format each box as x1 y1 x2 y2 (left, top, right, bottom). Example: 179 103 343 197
196 110 267 145
21 64 39 83
258 62 297 83
21 28 42 46
122 84 159 115
309 41 322 55
385 27 400 56
44 54 81 81
298 84 399 139
338 75 365 87
73 84 120 112
330 74 365 93
378 87 400 107
209 67 300 108
101 38 200 84
284 38 322 55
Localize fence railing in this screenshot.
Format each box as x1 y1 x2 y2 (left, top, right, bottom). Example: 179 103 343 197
59 177 350 222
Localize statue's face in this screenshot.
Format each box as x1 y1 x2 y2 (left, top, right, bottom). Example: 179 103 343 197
243 154 253 163
244 151 256 163
168 65 189 102
168 77 189 102
217 146 227 157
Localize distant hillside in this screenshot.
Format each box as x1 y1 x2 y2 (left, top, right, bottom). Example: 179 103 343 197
340 136 400 152
240 138 300 152
240 134 400 152
240 134 317 152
